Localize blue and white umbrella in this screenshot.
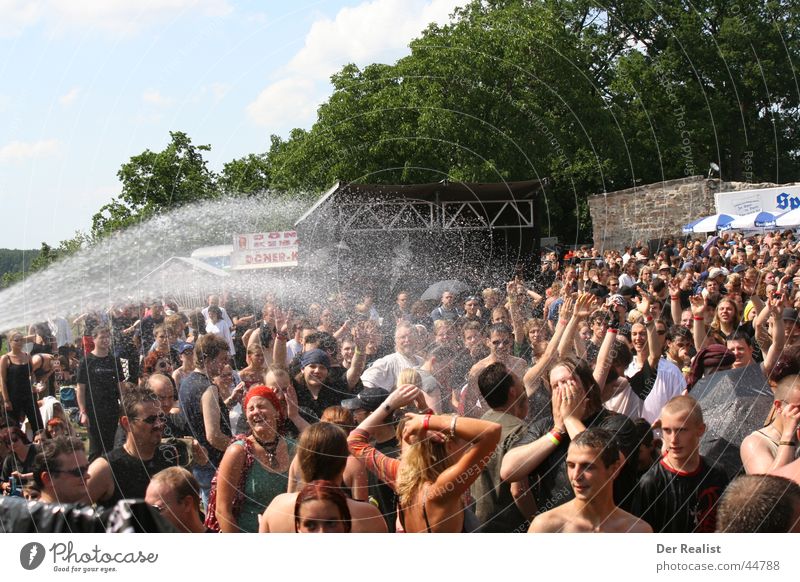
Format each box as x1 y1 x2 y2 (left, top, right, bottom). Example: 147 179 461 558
683 213 738 233
730 210 782 230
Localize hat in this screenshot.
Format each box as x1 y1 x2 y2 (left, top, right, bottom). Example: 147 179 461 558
341 387 390 412
659 263 671 271
618 285 639 298
176 342 194 354
732 264 747 274
782 308 800 324
609 294 627 309
709 267 723 279
300 349 331 369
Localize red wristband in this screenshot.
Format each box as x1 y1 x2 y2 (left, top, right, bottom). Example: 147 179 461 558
607 328 618 334
645 315 654 323
670 295 679 300
693 316 704 321
422 414 432 431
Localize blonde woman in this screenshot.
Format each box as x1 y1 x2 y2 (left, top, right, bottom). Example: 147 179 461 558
348 384 501 532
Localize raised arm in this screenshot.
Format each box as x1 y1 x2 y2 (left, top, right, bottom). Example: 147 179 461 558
523 298 571 397
507 280 526 346
689 295 708 352
201 385 232 454
403 412 500 502
346 323 368 390
669 278 683 326
762 294 785 375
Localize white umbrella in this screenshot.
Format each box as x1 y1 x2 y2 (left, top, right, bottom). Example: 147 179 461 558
688 213 738 233
776 208 800 227
730 210 782 229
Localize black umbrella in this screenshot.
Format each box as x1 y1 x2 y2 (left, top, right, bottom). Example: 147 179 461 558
419 279 471 301
690 364 774 480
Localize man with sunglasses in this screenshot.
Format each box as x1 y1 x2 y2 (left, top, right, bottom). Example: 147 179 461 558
31 436 89 504
463 323 528 418
85 387 176 506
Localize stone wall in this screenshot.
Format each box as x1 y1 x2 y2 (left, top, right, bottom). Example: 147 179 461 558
587 177 778 251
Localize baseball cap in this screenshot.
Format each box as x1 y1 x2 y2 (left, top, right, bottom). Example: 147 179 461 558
782 308 799 324
342 387 390 412
176 342 194 355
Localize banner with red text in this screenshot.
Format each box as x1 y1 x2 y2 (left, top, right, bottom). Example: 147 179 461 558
230 231 299 269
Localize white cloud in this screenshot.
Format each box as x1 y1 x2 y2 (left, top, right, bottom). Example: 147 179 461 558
0 139 60 163
58 87 81 106
247 0 465 129
142 89 174 107
206 82 231 103
0 0 43 38
0 0 232 37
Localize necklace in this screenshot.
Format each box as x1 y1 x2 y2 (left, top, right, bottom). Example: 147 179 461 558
253 435 281 469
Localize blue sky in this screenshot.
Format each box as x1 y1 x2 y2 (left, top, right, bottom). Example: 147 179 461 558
0 0 465 249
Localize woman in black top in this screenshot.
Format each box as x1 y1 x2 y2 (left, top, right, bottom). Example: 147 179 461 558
0 331 44 433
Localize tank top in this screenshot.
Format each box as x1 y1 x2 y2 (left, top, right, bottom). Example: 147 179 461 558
754 429 780 458
4 357 33 400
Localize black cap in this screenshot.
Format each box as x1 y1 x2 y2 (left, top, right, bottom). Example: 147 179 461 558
782 308 799 324
341 387 390 412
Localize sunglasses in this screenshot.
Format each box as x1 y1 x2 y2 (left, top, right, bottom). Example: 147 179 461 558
133 414 165 425
52 465 90 478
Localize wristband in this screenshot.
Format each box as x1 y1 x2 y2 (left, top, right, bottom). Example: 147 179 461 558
607 328 618 334
449 414 458 436
548 429 563 446
645 315 654 323
276 332 289 341
354 348 364 356
780 441 796 447
422 414 432 431
693 316 705 321
670 295 679 300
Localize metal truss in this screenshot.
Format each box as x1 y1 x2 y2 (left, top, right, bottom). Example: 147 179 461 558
335 199 534 232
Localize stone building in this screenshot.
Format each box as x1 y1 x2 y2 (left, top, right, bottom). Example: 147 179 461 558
587 176 779 251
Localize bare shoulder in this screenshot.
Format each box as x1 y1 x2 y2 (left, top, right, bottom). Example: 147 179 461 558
528 509 567 533
609 508 652 533
347 499 388 533
262 492 296 533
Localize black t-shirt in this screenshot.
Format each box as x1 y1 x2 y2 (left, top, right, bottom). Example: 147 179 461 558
1 445 38 482
138 315 163 354
103 445 176 506
178 371 231 467
76 353 123 415
292 376 345 424
110 315 136 352
632 457 729 533
509 408 638 513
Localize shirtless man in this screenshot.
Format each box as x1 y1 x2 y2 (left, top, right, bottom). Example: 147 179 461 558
528 428 652 533
463 323 527 418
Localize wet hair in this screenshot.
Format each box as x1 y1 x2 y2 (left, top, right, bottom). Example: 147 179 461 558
711 297 741 331
150 466 201 509
31 436 85 488
632 418 654 448
320 406 355 435
397 368 422 390
396 428 453 509
548 356 602 412
120 386 160 420
91 325 110 338
570 428 620 469
488 323 513 337
477 362 515 409
207 306 222 319
296 422 349 482
194 333 229 367
306 331 338 355
768 345 800 384
775 375 800 402
727 329 753 346
462 321 484 335
716 475 800 532
666 325 693 345
293 480 352 533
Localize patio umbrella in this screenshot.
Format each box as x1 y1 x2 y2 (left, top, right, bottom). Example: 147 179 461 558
730 210 782 229
419 279 471 301
776 208 800 227
687 213 738 233
690 364 774 480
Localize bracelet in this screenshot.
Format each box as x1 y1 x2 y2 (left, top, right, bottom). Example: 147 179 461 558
607 328 618 334
693 316 705 321
422 414 432 431
670 295 679 300
548 429 563 446
276 332 289 341
780 441 797 447
449 414 458 436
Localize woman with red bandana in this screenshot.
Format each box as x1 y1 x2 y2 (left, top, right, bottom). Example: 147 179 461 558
206 385 304 532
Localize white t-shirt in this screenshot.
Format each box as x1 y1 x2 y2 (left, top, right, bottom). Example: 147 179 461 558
603 377 643 420
361 352 423 390
206 320 236 356
625 357 686 424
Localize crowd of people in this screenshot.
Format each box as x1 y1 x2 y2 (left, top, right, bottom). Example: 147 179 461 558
2 228 800 533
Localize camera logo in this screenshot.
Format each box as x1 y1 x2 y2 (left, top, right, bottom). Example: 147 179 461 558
20 542 46 570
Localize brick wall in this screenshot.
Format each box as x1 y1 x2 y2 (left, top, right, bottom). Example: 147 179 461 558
587 177 778 251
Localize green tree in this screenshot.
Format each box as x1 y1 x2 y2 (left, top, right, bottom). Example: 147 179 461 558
91 131 219 238
219 153 271 195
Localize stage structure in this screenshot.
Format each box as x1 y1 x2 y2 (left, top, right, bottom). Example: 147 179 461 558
294 179 546 297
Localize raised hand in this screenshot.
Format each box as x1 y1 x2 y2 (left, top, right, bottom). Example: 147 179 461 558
689 294 706 317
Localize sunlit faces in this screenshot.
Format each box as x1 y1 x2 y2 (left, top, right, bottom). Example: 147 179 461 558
434 323 455 345
680 310 693 328
441 292 454 308
48 451 91 504
464 298 480 316
660 409 705 467
705 279 719 295
94 330 111 351
488 330 512 357
630 323 647 353
148 375 175 415
127 401 166 448
246 395 279 437
716 300 736 324
340 340 355 362
463 329 482 352
726 338 753 368
566 444 619 501
667 336 691 365
394 326 415 357
296 499 348 533
145 480 184 531
396 293 409 309
205 350 230 377
303 363 329 388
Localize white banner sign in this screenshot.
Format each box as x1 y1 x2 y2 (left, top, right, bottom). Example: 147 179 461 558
715 185 800 215
230 231 299 269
